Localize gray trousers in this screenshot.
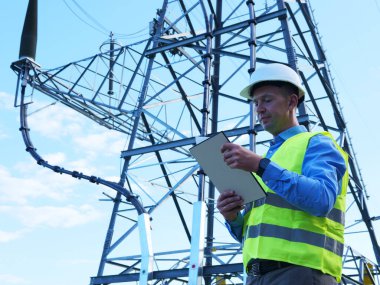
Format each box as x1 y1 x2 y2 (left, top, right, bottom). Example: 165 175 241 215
246 265 338 285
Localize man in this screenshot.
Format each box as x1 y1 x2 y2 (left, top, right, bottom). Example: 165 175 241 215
216 63 348 285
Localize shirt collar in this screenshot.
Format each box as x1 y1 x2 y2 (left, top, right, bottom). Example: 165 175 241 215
273 125 308 144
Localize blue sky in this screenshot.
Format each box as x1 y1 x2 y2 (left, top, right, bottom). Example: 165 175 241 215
1 1 380 284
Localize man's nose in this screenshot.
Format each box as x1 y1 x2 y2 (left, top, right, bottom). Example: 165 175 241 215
256 102 265 113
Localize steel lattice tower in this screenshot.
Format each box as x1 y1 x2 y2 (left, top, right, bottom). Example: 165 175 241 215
12 0 380 284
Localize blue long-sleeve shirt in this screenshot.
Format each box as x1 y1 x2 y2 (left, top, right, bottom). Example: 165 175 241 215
226 125 347 242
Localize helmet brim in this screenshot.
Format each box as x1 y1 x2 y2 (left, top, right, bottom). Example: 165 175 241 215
239 80 305 101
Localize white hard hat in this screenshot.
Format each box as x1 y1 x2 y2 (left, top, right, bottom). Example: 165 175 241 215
240 63 305 101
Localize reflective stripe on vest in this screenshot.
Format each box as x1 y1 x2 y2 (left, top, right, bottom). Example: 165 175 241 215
246 223 344 256
253 193 345 225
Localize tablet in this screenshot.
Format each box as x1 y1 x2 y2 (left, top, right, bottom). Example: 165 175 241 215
190 132 266 203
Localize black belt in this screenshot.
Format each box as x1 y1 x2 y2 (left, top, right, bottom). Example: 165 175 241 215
246 259 293 277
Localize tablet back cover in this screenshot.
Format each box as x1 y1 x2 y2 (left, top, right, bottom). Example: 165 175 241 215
190 132 266 203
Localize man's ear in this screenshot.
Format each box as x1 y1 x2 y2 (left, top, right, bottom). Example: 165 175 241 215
289 94 298 110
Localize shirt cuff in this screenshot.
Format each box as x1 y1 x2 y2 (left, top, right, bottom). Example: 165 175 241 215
261 160 284 184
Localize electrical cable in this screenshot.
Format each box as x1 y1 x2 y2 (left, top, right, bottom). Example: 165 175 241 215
373 0 380 14
62 0 150 39
62 0 107 35
17 61 146 215
71 0 109 33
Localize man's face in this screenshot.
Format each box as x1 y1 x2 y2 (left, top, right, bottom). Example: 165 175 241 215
252 85 294 136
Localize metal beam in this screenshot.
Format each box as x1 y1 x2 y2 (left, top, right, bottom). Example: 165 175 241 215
120 115 310 158
90 263 244 284
145 9 287 57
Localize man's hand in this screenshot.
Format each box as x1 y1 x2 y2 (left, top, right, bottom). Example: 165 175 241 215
216 191 245 222
221 142 262 173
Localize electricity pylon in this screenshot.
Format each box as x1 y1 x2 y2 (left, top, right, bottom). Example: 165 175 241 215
12 0 380 284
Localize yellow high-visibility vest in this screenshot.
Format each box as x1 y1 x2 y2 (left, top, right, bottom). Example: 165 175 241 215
242 131 349 281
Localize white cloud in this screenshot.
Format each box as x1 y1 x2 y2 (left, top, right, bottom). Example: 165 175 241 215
62 158 97 174
0 129 8 140
73 129 126 158
43 152 67 165
11 143 117 185
0 230 27 243
24 100 127 153
0 92 15 140
64 258 98 265
27 102 84 139
21 100 126 167
0 165 76 205
0 204 102 229
103 175 122 183
0 274 28 285
0 92 14 110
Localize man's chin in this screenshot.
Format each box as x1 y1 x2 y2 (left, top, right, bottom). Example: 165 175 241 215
261 122 271 130
262 124 276 134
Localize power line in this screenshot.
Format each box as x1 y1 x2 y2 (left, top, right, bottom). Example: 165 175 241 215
71 0 109 33
113 26 149 39
373 0 380 13
61 0 149 40
62 0 108 35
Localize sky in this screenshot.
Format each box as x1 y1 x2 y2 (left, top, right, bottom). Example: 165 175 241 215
1 1 380 285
